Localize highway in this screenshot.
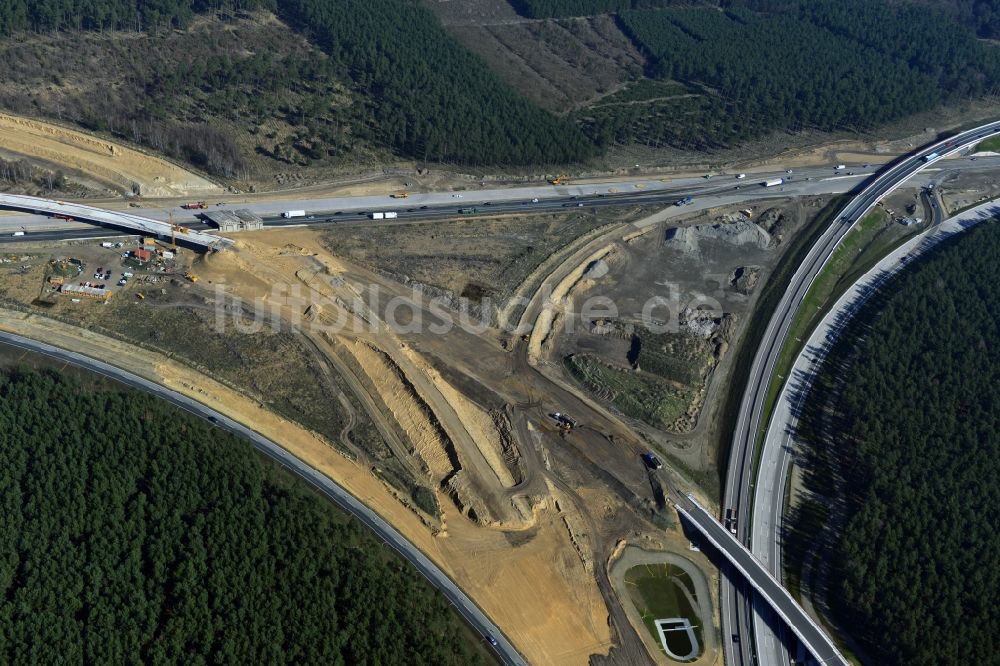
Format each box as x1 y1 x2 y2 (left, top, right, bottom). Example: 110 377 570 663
0 194 232 250
4 158 993 246
724 119 1000 666
2 138 998 665
0 331 527 666
674 495 843 664
754 198 1000 666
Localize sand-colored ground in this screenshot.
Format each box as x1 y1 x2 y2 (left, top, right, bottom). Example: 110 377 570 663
0 112 222 197
528 244 614 362
0 307 611 665
349 339 453 479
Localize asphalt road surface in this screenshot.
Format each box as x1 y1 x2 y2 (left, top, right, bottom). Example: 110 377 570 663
0 331 527 666
675 495 843 665
725 120 1000 666
3 155 996 245
753 198 1000 666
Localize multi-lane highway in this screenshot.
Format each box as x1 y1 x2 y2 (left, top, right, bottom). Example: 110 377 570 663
4 158 990 246
724 120 1000 666
3 136 999 665
0 331 527 666
675 495 844 665
0 194 232 250
753 198 1000 666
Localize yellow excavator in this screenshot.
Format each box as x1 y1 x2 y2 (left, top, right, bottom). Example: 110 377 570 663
184 273 199 283
548 176 567 186
390 192 409 199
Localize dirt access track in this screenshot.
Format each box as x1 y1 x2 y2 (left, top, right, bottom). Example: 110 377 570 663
0 112 222 197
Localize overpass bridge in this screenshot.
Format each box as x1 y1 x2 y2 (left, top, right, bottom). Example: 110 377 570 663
0 194 232 251
675 494 849 666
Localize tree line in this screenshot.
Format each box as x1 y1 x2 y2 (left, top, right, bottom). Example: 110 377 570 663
2 0 1000 167
508 0 686 19
609 1 1000 149
794 222 1000 665
0 366 486 665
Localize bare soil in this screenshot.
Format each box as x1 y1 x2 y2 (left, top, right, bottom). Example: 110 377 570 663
0 113 221 196
444 16 644 113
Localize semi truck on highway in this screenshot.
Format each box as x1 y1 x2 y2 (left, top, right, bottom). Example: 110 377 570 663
763 178 784 187
726 508 737 534
459 207 478 214
923 152 941 163
181 202 208 210
835 164 846 170
369 212 398 220
282 210 306 219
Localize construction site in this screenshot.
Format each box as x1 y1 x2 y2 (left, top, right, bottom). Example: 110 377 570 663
0 189 820 665
1 106 991 666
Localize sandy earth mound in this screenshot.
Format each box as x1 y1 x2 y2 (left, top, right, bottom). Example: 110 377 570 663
0 113 222 197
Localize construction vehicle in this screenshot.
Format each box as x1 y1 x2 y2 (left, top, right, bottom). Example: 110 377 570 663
548 175 567 185
181 202 208 210
167 211 191 250
550 412 577 430
641 452 663 470
184 273 199 283
390 192 409 199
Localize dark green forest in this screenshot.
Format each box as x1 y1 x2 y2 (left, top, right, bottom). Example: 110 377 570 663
794 221 1000 664
0 366 485 665
601 1 1000 149
1 0 1000 167
508 0 683 19
0 0 593 167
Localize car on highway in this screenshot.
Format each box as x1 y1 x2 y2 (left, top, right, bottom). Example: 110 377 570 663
487 635 498 647
531 198 539 203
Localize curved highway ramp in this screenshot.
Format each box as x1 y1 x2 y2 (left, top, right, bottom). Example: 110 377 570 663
675 495 848 666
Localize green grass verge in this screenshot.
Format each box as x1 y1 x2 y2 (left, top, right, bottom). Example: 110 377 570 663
975 135 1000 152
624 563 703 661
756 208 927 460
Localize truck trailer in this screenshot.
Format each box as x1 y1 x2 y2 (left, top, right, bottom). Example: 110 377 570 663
923 152 941 163
282 210 306 219
763 178 784 187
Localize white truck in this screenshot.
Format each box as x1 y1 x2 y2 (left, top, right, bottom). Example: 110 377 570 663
370 212 398 220
370 212 384 220
736 173 746 179
11 231 24 236
835 164 846 170
763 178 784 187
281 210 306 219
101 242 116 248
